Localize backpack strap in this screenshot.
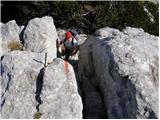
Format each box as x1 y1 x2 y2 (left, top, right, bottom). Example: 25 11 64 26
71 37 74 46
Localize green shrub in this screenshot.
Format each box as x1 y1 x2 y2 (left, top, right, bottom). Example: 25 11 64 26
1 1 159 36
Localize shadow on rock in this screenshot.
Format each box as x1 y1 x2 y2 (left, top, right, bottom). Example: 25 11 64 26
68 59 83 101
35 68 45 112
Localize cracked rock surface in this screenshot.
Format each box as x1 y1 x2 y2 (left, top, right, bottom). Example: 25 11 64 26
1 20 22 56
23 16 58 62
1 51 45 118
78 27 159 119
39 58 82 118
0 17 83 119
1 51 82 119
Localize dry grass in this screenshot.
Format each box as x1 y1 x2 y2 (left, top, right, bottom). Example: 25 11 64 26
34 112 42 119
8 41 23 51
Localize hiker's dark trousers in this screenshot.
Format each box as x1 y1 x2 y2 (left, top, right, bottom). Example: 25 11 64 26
65 48 72 61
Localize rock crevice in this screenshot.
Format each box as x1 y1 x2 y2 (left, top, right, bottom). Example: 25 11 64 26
35 68 45 112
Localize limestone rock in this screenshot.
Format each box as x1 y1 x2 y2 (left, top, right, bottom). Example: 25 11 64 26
1 51 45 118
76 34 88 45
20 25 25 32
57 28 66 42
1 51 82 119
1 20 22 56
1 20 20 42
39 58 82 118
78 27 159 118
23 16 58 62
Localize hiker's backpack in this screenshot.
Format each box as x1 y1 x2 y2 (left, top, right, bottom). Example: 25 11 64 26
69 30 78 36
64 37 74 46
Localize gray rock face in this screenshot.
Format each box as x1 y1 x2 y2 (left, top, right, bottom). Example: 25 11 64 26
1 51 45 118
57 28 66 42
39 58 82 118
78 27 159 118
76 34 88 45
1 20 20 42
1 51 82 119
23 16 58 62
1 20 22 56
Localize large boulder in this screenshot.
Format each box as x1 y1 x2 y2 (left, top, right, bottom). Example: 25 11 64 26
23 16 58 62
78 27 159 118
1 20 22 56
1 51 82 119
1 20 20 42
1 51 45 118
39 58 82 118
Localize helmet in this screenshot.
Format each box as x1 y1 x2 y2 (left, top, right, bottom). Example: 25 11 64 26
65 31 72 40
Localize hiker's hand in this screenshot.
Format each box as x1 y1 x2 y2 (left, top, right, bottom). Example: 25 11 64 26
72 53 76 56
71 51 76 56
60 41 62 45
73 48 78 54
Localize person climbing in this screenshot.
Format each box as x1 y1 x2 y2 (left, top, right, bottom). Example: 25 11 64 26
60 30 79 61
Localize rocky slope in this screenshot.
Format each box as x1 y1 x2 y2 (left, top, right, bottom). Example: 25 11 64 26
78 27 159 118
0 15 159 119
0 16 82 119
